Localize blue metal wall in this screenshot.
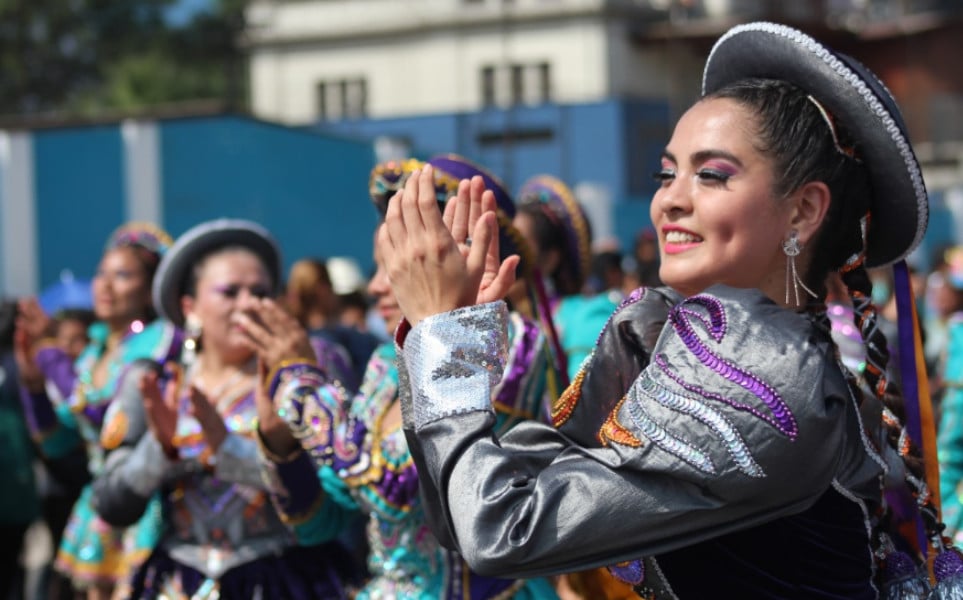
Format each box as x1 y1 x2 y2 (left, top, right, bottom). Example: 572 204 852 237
10 115 377 294
33 126 126 289
160 115 377 275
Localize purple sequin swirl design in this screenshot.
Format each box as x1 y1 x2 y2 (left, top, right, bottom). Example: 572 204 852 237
935 550 963 582
372 459 421 509
666 295 798 440
608 559 645 585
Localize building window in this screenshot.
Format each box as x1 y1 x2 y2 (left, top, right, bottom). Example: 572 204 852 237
481 66 496 108
479 62 552 108
317 77 367 122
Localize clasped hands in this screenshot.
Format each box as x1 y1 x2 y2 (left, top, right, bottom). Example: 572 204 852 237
378 164 520 328
141 299 314 461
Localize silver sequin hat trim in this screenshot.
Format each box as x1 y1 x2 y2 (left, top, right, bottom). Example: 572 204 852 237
702 21 928 268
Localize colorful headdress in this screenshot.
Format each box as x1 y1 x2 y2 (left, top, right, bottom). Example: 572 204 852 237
517 175 592 293
152 219 281 328
427 154 535 279
368 158 460 218
105 222 173 259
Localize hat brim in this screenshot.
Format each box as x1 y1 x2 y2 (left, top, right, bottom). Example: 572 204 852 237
152 219 282 328
428 154 516 219
702 22 928 267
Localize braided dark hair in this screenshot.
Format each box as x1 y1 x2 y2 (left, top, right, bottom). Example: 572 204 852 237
517 202 586 297
707 78 944 567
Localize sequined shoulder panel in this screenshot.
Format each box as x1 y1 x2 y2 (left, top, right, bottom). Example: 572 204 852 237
601 291 801 479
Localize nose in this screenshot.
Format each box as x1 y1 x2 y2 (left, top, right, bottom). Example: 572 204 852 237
235 287 259 309
367 263 389 297
653 177 691 218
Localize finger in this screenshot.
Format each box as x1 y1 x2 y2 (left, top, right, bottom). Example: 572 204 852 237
421 165 453 242
139 371 158 397
234 311 271 350
485 255 521 301
187 385 216 421
260 298 300 336
466 211 498 279
400 167 426 238
481 190 502 265
383 190 407 250
468 176 485 234
162 364 182 411
449 179 471 242
442 184 457 232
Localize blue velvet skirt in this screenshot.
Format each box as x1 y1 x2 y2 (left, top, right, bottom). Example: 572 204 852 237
127 541 361 599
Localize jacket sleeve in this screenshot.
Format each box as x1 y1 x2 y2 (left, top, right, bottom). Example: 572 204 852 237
399 289 871 578
91 360 183 527
259 360 358 544
552 287 679 447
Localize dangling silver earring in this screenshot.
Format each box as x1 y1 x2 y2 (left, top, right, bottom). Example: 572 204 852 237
182 314 201 368
782 230 818 307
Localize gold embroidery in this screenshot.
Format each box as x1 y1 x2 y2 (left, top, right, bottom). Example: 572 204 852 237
598 397 642 447
551 368 585 427
100 411 128 450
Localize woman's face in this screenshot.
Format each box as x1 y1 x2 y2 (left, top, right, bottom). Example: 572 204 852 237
92 247 152 325
367 242 402 334
650 98 793 299
183 249 272 362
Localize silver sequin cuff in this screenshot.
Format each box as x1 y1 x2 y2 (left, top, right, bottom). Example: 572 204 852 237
400 302 509 430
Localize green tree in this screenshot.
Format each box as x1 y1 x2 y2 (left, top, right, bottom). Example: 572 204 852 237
0 0 247 118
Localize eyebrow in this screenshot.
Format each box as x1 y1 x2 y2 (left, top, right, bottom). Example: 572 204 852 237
660 149 744 168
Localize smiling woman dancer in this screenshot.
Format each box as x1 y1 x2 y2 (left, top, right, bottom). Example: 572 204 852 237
378 22 963 599
15 223 178 600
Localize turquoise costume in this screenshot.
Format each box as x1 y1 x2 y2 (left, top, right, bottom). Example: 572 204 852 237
939 314 963 542
20 319 179 588
264 321 557 599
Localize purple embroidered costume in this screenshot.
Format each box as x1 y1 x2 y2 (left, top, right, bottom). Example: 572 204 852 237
90 357 356 599
19 320 179 589
263 316 558 599
396 286 888 599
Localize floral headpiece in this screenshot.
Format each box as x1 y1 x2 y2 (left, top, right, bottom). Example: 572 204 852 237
105 222 173 259
369 158 460 218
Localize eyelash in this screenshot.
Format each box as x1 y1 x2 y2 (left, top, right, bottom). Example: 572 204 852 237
219 286 270 299
652 168 732 185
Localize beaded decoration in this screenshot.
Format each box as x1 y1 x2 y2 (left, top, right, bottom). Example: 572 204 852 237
368 158 460 217
105 221 173 257
517 175 592 293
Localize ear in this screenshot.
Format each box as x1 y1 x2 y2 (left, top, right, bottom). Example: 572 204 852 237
789 181 831 246
180 295 195 323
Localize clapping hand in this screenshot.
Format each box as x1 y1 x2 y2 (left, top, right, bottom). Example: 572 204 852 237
141 367 180 458
232 298 316 368
378 165 519 327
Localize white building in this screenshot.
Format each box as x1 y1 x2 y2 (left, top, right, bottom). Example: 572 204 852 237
244 0 717 126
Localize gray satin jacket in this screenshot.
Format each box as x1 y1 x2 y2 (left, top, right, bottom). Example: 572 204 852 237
398 286 888 598
91 360 296 580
